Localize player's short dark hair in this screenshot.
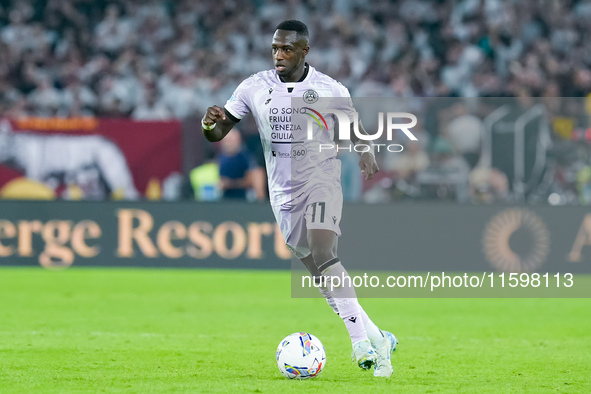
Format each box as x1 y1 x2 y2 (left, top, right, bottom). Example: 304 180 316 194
275 20 309 42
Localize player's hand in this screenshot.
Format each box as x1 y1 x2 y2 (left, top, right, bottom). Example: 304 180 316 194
359 152 379 180
203 105 226 126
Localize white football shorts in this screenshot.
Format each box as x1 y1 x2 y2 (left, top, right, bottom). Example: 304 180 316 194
271 179 343 260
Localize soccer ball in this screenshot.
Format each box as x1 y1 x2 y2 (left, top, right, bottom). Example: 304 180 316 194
276 332 326 379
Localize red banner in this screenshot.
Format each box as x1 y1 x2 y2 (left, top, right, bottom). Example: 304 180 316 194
0 117 181 200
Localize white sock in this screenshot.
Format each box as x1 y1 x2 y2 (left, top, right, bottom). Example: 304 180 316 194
359 306 385 346
321 261 368 344
318 286 384 345
318 286 339 314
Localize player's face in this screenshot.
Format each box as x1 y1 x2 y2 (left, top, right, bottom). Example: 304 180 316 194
272 30 309 81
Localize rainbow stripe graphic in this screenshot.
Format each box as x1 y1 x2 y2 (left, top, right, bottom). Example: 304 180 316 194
302 107 328 132
284 361 323 378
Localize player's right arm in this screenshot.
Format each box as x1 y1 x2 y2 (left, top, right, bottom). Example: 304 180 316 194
203 76 254 141
201 105 237 142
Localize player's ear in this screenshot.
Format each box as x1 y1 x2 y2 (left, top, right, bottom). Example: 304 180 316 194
302 46 309 56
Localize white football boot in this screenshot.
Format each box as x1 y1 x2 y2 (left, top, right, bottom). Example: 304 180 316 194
351 339 377 370
384 331 398 352
373 331 398 378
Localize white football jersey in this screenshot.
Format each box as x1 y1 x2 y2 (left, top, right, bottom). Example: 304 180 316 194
224 64 355 206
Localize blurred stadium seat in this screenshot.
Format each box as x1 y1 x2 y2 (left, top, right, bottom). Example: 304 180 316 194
0 0 589 203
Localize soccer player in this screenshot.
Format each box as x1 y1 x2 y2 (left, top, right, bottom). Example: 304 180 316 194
201 20 397 377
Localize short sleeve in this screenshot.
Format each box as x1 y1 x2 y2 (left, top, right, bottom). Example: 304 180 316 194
224 78 254 122
333 82 356 123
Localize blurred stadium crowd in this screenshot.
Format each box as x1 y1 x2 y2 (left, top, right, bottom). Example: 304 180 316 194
0 0 591 204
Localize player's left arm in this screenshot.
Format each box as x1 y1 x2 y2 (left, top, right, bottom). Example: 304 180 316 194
350 120 379 180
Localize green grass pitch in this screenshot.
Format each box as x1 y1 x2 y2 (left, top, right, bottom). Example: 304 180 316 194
0 268 590 393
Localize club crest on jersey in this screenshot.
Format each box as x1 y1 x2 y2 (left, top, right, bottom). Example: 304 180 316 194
303 89 319 104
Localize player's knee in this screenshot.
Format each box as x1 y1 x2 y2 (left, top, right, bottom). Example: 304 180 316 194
311 243 336 262
309 239 337 262
313 252 339 273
